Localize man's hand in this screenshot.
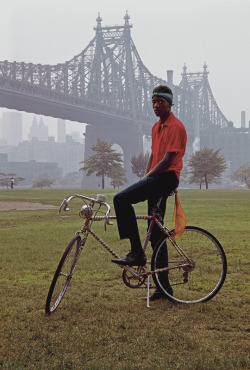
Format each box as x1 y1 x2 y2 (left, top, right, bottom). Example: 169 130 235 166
145 152 175 177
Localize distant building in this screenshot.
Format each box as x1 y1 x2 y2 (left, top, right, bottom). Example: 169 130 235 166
241 111 246 128
0 134 84 176
57 118 66 143
0 116 3 140
0 155 62 183
0 153 8 162
200 123 250 171
28 116 48 141
28 116 38 141
2 111 22 146
58 135 85 174
70 131 84 143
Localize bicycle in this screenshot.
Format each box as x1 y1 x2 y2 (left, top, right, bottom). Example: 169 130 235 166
45 193 227 314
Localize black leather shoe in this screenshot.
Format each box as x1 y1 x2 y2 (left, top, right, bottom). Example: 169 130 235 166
142 287 173 301
111 252 147 266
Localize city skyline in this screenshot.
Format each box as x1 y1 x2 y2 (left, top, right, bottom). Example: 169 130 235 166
0 110 86 179
0 110 86 143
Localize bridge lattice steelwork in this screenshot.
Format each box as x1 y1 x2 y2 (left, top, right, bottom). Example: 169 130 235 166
0 12 229 142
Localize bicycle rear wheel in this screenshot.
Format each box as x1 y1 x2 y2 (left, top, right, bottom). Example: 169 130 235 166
151 226 227 304
45 235 82 314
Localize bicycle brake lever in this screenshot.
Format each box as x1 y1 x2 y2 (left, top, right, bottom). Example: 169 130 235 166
63 202 69 212
58 199 69 215
104 215 113 231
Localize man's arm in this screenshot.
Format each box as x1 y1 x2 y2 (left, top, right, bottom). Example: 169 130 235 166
144 152 175 177
144 152 153 176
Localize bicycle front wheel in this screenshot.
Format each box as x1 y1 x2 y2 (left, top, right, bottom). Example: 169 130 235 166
45 235 82 314
151 226 227 304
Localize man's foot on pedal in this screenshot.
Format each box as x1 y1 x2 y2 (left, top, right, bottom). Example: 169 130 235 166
111 252 146 266
142 287 173 301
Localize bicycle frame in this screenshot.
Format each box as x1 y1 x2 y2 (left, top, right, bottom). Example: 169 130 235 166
46 194 227 313
85 216 191 273
60 194 193 283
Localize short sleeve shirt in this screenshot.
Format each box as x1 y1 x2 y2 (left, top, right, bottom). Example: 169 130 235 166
150 112 187 179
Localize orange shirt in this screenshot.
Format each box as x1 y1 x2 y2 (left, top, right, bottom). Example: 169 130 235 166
150 112 187 179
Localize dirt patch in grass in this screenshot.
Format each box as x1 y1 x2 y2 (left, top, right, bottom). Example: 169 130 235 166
0 201 58 211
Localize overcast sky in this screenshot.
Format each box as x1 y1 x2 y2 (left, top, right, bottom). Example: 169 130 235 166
0 0 249 135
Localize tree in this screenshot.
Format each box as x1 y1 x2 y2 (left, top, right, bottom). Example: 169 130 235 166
79 138 125 189
232 162 250 189
60 171 82 188
179 168 190 185
188 147 228 189
109 166 128 189
32 178 54 188
0 173 25 189
131 152 150 179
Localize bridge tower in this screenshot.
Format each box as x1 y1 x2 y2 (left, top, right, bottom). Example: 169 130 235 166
82 12 148 187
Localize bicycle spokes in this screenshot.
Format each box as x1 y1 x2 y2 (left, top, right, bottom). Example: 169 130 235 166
152 227 227 304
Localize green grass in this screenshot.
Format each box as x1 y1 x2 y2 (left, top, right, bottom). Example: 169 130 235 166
0 189 249 369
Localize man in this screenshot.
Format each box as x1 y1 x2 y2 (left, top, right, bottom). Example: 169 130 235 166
112 85 187 299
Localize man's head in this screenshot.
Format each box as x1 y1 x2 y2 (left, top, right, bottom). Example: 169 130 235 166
152 85 173 120
152 85 173 105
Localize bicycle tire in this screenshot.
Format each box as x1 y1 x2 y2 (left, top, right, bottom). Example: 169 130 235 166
151 226 227 304
45 235 82 314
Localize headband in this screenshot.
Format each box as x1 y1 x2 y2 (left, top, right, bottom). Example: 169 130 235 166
152 92 173 105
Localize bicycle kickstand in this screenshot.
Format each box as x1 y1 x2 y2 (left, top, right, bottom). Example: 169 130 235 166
146 275 150 308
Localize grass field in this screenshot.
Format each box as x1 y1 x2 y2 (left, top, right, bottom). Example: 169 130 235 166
0 189 249 369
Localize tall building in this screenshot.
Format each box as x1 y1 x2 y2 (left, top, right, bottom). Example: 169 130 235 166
0 116 3 139
2 111 22 146
38 117 48 141
70 131 84 143
57 118 66 143
28 116 38 141
241 111 246 128
28 116 48 141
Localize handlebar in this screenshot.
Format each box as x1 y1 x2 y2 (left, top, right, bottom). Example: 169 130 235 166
57 194 111 229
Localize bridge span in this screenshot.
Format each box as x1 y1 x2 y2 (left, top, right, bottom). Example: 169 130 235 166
0 12 229 187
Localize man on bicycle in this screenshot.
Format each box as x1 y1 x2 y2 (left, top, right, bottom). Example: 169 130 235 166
112 85 187 299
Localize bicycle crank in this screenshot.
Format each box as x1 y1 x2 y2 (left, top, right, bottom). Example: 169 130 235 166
122 266 147 288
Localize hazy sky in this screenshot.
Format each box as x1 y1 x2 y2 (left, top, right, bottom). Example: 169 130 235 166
0 0 249 135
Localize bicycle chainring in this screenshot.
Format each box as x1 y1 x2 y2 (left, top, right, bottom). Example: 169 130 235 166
122 266 147 288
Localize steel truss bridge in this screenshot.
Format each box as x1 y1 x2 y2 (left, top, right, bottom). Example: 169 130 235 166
0 12 229 185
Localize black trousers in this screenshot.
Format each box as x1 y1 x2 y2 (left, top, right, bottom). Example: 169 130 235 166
113 171 179 249
114 171 178 289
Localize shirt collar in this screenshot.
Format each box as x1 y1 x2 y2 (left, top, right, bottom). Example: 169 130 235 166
158 112 173 127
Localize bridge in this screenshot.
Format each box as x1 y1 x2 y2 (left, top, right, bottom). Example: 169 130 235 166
0 12 229 186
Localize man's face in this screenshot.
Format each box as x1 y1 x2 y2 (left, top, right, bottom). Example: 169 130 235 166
152 96 171 118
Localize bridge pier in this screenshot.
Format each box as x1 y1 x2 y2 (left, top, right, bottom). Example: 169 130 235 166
81 122 143 189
